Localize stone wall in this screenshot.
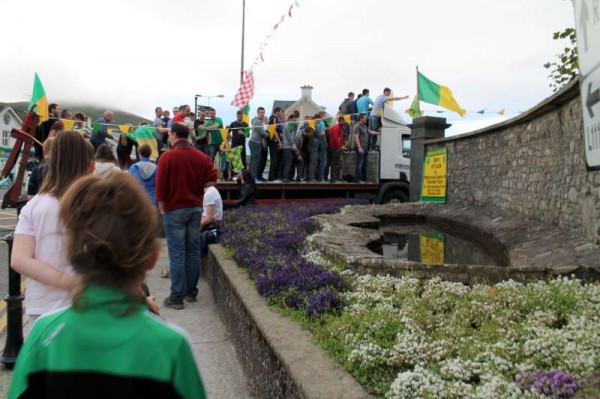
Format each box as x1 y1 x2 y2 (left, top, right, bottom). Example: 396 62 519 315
425 79 600 244
203 245 370 399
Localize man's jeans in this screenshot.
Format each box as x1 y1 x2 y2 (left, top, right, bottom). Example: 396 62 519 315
354 149 369 182
208 144 219 163
163 206 203 299
249 140 262 180
369 115 382 149
317 142 328 181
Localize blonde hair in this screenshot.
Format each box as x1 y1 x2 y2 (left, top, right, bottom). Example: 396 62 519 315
42 137 54 157
59 173 159 288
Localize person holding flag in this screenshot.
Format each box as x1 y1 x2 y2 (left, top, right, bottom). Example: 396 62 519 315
91 110 114 152
370 88 409 149
228 110 248 169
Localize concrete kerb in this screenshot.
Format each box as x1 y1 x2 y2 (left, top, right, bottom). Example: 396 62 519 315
204 245 370 399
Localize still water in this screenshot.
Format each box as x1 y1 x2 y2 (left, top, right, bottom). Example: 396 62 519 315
367 225 503 266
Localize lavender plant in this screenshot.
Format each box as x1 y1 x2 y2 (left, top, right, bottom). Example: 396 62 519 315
221 200 363 317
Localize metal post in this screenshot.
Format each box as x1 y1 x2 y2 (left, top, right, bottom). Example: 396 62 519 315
241 0 246 84
1 232 23 369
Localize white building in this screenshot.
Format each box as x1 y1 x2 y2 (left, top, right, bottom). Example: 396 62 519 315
0 106 22 151
273 85 330 120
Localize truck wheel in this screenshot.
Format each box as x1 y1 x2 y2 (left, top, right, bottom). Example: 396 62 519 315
380 189 408 204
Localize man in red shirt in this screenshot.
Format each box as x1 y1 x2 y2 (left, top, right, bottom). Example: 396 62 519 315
329 117 346 183
156 122 217 309
171 104 190 125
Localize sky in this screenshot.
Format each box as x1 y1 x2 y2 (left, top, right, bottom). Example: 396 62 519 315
0 0 576 135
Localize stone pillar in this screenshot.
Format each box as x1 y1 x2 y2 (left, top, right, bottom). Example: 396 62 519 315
407 117 451 202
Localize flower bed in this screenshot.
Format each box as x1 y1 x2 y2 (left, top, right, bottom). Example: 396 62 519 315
222 202 599 398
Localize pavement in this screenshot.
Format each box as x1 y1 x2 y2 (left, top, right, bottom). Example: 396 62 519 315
0 239 254 398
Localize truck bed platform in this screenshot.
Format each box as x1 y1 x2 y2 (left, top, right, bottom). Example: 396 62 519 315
216 181 379 203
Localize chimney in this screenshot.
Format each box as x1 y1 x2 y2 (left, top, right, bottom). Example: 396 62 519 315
300 85 313 100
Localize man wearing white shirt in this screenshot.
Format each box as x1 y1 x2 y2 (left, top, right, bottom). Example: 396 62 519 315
200 185 223 259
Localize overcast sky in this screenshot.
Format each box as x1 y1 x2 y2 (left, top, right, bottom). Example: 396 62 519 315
0 0 575 135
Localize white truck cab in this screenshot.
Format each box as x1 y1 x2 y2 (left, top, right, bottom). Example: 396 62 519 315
375 105 411 203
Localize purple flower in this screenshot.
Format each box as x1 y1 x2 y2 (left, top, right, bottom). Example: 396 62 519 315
516 369 578 398
222 199 365 317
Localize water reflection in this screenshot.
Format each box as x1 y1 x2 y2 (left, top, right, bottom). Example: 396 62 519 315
369 225 502 266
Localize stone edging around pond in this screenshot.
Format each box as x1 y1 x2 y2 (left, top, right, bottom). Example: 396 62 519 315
311 203 600 285
204 245 370 399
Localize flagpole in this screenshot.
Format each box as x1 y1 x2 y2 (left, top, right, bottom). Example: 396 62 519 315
416 65 420 115
240 0 246 84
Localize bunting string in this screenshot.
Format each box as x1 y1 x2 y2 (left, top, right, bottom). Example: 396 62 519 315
46 107 512 140
251 0 300 70
405 108 508 116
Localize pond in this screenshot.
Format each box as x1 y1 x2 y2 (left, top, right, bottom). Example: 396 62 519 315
367 223 507 266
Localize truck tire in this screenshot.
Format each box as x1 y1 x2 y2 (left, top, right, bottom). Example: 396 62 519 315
380 189 408 204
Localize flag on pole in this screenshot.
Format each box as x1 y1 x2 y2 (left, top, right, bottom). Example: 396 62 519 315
227 146 245 172
417 72 465 116
231 70 255 107
407 95 422 118
130 126 159 159
27 73 49 122
242 103 251 137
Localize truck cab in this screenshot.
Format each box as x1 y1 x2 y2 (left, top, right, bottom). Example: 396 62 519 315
375 105 411 203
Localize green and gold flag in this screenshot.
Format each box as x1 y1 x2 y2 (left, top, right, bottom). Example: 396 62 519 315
242 103 250 138
27 73 49 122
130 126 159 159
407 95 422 118
418 72 465 116
227 146 244 172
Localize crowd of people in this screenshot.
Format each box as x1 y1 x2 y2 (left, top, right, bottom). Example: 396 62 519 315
7 87 406 397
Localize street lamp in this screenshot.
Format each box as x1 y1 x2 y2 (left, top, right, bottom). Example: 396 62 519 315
195 94 224 116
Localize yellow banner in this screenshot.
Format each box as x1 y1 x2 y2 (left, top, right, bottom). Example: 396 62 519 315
220 128 229 142
420 233 445 265
119 125 130 134
343 115 351 124
307 120 316 129
107 128 114 136
267 124 277 138
421 148 447 202
62 119 75 131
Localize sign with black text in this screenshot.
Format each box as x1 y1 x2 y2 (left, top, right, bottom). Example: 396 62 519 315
421 148 447 202
575 0 600 169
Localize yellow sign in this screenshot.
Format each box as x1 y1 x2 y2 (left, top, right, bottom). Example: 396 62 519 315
421 148 447 202
419 233 445 265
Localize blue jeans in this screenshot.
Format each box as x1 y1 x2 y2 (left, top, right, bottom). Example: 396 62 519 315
208 144 219 163
317 142 328 181
163 206 203 299
354 149 369 182
369 115 381 149
195 142 209 156
249 140 262 181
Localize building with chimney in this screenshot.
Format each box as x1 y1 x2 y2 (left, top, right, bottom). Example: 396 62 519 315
272 85 329 120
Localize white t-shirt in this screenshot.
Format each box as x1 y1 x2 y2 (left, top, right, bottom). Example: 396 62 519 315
202 186 223 223
15 193 74 316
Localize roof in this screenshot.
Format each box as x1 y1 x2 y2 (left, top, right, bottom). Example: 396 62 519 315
0 102 28 122
272 101 296 114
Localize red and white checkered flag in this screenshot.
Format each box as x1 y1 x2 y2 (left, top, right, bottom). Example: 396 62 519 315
231 70 255 107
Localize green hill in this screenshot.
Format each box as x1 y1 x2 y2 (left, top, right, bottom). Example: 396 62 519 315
0 101 151 126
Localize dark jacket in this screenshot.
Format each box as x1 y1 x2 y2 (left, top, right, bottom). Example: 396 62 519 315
234 180 257 206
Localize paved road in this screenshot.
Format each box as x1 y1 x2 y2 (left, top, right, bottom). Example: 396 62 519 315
0 240 253 398
0 207 19 344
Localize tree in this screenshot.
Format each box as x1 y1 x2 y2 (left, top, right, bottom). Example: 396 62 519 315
544 27 579 91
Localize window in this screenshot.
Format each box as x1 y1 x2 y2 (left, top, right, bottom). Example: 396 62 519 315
402 135 411 159
2 130 10 147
